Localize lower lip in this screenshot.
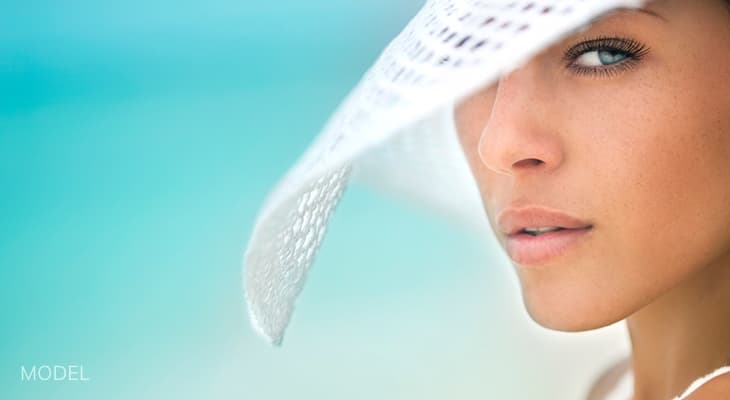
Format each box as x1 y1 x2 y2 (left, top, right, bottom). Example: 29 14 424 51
506 227 593 266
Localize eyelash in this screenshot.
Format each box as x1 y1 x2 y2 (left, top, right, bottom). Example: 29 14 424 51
562 35 650 78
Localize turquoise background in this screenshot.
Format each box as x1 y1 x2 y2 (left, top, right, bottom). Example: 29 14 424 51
0 1 627 399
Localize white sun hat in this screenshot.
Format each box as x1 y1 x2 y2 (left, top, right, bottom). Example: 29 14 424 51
243 0 648 346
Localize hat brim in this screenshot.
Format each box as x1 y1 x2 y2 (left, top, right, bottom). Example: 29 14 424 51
243 0 648 346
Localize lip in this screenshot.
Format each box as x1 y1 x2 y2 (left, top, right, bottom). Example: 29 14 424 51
497 206 593 266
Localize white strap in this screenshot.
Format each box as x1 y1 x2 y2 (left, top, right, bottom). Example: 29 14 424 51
674 365 730 400
602 365 730 400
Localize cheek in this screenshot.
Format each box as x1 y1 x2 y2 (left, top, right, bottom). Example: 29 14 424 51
512 90 730 329
453 110 482 171
581 75 730 300
454 92 501 211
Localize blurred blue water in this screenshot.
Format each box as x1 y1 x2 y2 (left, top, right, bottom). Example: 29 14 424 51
0 1 624 399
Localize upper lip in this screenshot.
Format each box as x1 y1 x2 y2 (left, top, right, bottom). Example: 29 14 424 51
497 206 593 236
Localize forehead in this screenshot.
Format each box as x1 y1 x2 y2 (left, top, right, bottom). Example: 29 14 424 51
550 2 673 45
590 0 720 26
581 0 730 36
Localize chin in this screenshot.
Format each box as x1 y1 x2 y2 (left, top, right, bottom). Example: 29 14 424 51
526 306 623 332
515 270 631 332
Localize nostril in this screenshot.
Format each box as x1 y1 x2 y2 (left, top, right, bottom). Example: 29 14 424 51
513 158 544 168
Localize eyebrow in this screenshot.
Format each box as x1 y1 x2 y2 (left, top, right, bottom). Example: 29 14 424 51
616 7 668 22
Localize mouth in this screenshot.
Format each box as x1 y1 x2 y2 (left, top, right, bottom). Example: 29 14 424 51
505 225 593 266
511 226 592 237
496 205 594 266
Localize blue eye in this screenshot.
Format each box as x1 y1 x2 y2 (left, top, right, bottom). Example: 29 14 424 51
575 49 629 67
563 36 650 77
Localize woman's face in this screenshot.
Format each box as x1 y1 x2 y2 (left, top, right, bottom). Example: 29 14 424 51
454 0 730 331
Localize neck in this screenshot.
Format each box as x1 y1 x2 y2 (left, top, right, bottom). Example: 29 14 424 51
626 254 730 400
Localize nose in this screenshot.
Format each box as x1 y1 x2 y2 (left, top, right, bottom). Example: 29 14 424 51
477 62 564 176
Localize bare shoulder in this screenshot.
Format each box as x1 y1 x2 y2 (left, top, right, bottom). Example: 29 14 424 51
682 370 730 400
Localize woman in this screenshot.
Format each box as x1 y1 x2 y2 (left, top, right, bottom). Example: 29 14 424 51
453 1 730 398
243 1 730 398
